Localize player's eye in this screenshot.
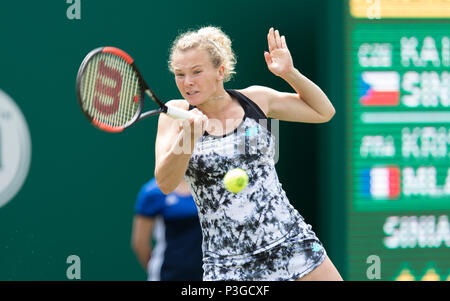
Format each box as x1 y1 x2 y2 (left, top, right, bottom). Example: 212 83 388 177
193 70 202 74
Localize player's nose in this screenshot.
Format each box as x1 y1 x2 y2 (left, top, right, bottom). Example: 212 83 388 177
184 75 195 86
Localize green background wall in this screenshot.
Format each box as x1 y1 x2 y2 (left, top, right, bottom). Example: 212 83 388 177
0 0 344 280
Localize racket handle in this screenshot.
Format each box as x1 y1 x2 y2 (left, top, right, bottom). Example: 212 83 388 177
166 105 193 120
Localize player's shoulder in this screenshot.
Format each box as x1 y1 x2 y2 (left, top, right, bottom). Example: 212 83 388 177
238 85 277 95
237 85 275 116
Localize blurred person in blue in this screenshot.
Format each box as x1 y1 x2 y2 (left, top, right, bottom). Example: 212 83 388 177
131 178 203 281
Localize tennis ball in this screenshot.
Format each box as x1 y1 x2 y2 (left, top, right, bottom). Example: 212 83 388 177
223 168 249 193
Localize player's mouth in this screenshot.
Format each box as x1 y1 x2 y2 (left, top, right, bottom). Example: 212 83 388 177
186 91 199 96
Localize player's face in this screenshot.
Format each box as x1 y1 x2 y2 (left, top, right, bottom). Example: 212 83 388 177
172 48 224 106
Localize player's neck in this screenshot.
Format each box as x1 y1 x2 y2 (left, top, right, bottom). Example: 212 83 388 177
198 89 234 118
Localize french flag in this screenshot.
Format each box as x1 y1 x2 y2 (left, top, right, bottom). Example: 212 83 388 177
359 72 400 106
360 167 401 200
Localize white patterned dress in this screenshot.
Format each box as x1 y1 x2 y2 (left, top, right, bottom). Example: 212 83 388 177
185 89 326 280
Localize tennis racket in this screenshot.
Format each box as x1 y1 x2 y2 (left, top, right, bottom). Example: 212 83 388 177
76 46 192 133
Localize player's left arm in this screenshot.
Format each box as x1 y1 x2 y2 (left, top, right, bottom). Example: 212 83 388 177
242 28 335 124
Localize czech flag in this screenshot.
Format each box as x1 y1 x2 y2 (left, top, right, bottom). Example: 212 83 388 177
359 71 400 106
360 167 401 200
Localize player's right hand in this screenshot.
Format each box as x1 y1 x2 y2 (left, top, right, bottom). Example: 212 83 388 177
179 108 209 143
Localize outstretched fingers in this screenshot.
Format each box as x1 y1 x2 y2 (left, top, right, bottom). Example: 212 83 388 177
274 29 282 48
281 35 287 49
268 27 288 51
267 27 276 52
264 51 272 65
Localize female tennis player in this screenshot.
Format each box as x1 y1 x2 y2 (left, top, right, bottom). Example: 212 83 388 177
154 26 342 281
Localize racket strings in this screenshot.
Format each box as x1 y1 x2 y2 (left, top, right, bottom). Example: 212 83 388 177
81 53 141 128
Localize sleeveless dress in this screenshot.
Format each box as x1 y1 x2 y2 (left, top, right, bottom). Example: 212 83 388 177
185 89 326 280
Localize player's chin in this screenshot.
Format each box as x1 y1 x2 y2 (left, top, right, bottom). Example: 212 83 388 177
185 92 203 106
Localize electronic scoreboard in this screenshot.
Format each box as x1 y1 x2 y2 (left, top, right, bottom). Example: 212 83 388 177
347 0 450 280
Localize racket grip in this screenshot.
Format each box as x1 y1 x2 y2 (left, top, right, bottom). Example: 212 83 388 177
166 105 192 120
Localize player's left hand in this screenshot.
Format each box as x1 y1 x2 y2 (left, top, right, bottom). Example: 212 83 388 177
264 27 294 78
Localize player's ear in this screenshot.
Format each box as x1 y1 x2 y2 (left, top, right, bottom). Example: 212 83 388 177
216 65 225 81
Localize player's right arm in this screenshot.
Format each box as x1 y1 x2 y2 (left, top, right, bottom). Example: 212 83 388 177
155 100 208 194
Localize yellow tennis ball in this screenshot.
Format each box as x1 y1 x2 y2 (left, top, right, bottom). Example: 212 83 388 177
223 168 249 193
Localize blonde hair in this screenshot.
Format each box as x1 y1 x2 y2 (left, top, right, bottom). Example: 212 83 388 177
169 26 236 82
